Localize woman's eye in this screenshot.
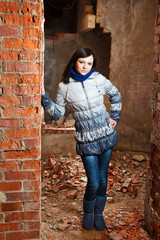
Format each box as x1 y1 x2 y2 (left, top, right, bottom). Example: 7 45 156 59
79 61 84 64
88 63 92 66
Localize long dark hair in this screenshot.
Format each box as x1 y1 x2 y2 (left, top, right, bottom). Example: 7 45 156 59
62 47 97 84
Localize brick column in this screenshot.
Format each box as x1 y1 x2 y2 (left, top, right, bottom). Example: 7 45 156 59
0 0 44 239
144 1 160 239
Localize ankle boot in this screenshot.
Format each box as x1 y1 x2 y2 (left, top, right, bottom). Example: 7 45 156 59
82 198 96 231
94 195 107 231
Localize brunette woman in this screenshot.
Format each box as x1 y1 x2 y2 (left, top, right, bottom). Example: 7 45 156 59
41 48 122 231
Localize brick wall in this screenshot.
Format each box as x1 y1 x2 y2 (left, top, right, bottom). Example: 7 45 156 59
0 0 44 239
144 1 160 239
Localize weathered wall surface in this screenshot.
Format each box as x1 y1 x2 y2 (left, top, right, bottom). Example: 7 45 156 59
144 2 160 238
44 28 111 123
41 127 76 158
97 0 157 152
0 0 43 238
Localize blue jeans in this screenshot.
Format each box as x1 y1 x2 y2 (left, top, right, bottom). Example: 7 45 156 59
81 149 113 201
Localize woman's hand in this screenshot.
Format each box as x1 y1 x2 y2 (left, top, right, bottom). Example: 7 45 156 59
41 80 45 95
109 118 117 128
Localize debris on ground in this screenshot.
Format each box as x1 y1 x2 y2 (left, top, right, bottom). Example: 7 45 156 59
41 151 152 240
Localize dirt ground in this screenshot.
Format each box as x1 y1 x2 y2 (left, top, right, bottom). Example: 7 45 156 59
41 151 152 240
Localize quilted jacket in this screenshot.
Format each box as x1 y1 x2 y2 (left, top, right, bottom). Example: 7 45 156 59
41 72 122 156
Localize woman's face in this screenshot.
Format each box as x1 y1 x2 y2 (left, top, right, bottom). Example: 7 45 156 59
75 55 94 75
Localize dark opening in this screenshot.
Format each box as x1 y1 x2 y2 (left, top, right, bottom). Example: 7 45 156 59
44 0 78 36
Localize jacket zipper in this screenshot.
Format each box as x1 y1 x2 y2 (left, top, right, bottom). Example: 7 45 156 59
81 82 98 128
82 82 110 128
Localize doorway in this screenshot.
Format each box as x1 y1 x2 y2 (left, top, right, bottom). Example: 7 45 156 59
43 0 111 124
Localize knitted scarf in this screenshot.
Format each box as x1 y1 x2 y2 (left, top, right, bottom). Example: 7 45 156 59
70 68 94 82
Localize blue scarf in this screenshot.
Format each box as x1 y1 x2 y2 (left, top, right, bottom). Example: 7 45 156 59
70 68 94 82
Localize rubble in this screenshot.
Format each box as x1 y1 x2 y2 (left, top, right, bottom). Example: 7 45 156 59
132 154 145 162
41 151 152 240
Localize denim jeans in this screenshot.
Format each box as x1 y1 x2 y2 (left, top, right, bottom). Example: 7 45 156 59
81 148 113 201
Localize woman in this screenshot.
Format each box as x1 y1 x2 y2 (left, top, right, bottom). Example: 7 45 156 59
41 48 122 231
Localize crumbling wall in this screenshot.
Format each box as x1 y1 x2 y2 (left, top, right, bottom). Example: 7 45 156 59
43 0 157 152
144 2 160 238
97 0 157 152
0 0 44 239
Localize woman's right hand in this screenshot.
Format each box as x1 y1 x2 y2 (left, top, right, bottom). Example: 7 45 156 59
41 80 45 95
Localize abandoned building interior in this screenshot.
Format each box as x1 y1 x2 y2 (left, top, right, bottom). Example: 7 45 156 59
0 0 160 239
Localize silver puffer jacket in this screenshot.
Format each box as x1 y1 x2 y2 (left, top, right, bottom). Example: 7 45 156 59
41 72 122 156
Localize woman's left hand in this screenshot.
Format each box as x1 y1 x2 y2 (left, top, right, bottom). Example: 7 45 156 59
109 118 117 128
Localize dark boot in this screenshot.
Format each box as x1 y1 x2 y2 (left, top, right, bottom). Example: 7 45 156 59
82 198 96 231
94 195 107 231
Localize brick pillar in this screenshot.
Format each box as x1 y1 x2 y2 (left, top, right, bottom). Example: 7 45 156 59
0 0 44 239
144 1 160 239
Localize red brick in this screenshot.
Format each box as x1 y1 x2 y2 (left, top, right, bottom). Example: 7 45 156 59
4 148 40 160
0 213 4 222
23 180 40 190
154 45 160 54
20 50 40 61
4 128 38 139
3 107 37 118
0 233 4 240
0 202 22 212
0 74 20 85
2 38 23 49
0 2 19 13
23 118 35 128
0 50 19 61
22 27 41 39
0 182 21 191
23 160 40 171
0 172 3 181
157 92 160 101
23 95 41 106
5 171 39 181
155 25 160 34
6 190 40 202
22 2 40 15
33 116 41 127
6 231 40 240
153 64 160 72
23 117 41 128
24 201 40 211
153 72 158 82
153 54 159 63
23 137 40 150
0 96 20 107
0 119 20 128
24 221 40 230
23 39 40 49
0 161 21 171
3 85 40 96
0 222 22 232
154 35 160 44
22 74 40 84
0 139 21 150
3 62 40 73
3 62 29 73
29 62 40 72
1 14 40 27
0 26 19 36
6 211 40 222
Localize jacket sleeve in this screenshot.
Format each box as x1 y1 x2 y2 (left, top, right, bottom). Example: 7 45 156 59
103 78 122 124
41 86 66 121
